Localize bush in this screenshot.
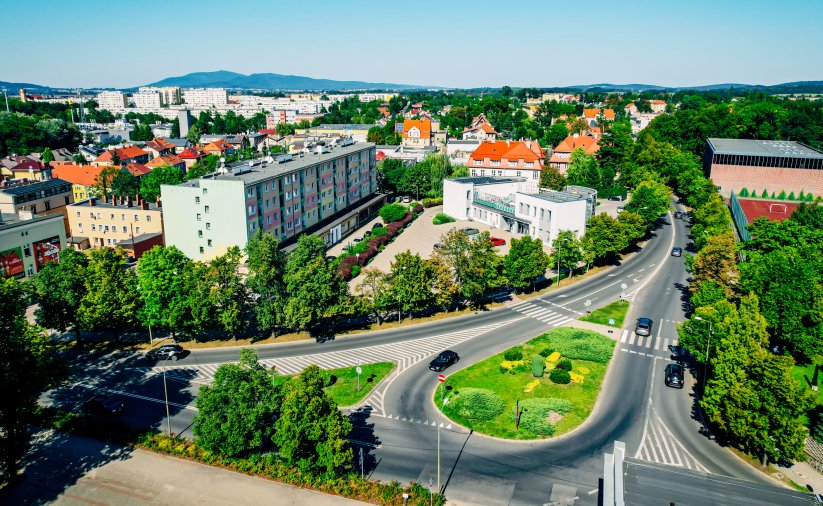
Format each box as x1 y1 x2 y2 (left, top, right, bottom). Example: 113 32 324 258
371 226 389 237
412 203 424 214
379 203 408 224
549 368 571 384
531 355 545 377
503 348 523 361
432 212 456 225
422 197 443 208
451 388 505 421
538 348 554 358
556 358 572 371
350 265 361 278
518 398 573 436
541 328 615 363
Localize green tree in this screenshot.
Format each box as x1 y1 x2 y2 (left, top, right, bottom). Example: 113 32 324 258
690 231 739 298
355 268 394 324
31 248 88 344
137 246 193 338
504 236 550 291
246 231 287 335
379 203 408 224
141 164 182 201
273 365 353 473
207 246 248 337
78 248 140 337
582 213 627 266
375 158 406 194
397 162 431 199
551 230 584 280
183 155 218 180
461 233 506 307
0 278 66 481
539 164 567 191
41 147 54 163
429 255 459 311
616 211 647 245
565 149 601 189
193 349 281 457
283 255 348 331
624 180 672 226
95 166 120 197
389 251 436 315
111 170 140 198
186 124 202 145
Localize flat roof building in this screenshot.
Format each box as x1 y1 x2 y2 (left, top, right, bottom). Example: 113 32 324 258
67 195 164 257
704 138 823 197
0 212 66 279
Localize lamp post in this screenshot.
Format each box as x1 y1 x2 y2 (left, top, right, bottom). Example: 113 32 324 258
162 351 174 437
693 316 713 393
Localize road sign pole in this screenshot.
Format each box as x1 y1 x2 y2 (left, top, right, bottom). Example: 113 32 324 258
356 360 362 392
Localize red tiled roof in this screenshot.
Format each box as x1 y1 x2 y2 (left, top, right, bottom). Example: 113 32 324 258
735 198 800 224
203 139 231 152
125 163 151 177
178 147 206 160
376 150 387 161
146 154 183 168
401 119 431 139
583 108 615 120
552 134 600 155
95 146 148 163
469 140 544 164
51 164 105 186
145 138 175 152
651 100 666 105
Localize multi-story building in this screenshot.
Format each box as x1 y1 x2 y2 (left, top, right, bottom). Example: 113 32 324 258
462 114 498 141
398 119 447 148
51 164 105 202
0 155 51 181
549 133 600 173
297 124 373 143
93 146 151 166
131 90 162 109
182 88 229 107
96 91 128 111
468 140 544 182
583 108 615 127
67 195 164 258
443 176 588 244
0 211 66 279
704 138 823 197
267 110 298 127
161 142 383 260
358 92 398 102
0 178 73 214
138 86 182 106
178 109 192 138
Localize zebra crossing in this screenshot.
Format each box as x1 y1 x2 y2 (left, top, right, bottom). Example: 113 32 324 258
138 317 523 390
635 400 709 473
618 323 680 358
508 300 574 327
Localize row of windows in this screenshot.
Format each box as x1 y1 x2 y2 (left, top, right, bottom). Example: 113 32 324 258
11 185 72 204
711 153 823 170
78 223 143 235
474 160 535 168
78 211 152 222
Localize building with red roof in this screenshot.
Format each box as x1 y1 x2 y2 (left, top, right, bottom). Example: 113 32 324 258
463 114 498 141
729 193 802 241
549 133 600 173
583 108 615 127
94 146 150 167
144 138 176 158
146 154 185 173
52 164 105 201
468 140 544 181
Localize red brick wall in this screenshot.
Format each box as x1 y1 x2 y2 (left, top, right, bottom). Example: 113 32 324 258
710 164 823 197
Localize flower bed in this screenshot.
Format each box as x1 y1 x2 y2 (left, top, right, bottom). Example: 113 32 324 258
338 208 420 280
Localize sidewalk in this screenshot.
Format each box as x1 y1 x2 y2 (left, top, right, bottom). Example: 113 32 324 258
1 430 364 506
780 460 823 494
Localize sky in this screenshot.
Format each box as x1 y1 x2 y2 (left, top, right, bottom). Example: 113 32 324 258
1 0 821 89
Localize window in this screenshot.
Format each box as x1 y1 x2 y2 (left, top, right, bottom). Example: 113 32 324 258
516 171 521 177
525 162 534 168
64 196 70 205
78 223 83 232
134 214 139 221
199 246 204 254
110 213 114 220
203 188 208 195
532 171 538 179
97 212 101 219
121 213 125 220
195 196 200 204
207 239 212 247
510 160 518 166
106 238 112 245
135 227 140 234
247 205 255 216
204 206 209 213
146 215 152 222
76 211 80 217
206 223 211 230
246 188 253 197
122 226 127 233
198 230 203 238
104 225 109 232
91 224 96 231
197 213 202 221
89 212 94 218
265 183 269 192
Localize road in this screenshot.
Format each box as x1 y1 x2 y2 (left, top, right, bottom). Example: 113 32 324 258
46 198 779 505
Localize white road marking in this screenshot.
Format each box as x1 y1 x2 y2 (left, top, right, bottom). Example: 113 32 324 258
620 329 629 343
628 333 637 345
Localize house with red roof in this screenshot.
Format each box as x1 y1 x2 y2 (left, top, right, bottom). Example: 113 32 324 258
94 146 150 167
398 119 442 148
178 147 208 169
124 162 152 178
624 103 638 115
144 138 176 159
650 100 667 113
203 139 234 156
52 164 106 201
463 114 498 141
146 154 185 173
582 108 615 127
549 133 600 173
1 155 50 181
468 140 544 181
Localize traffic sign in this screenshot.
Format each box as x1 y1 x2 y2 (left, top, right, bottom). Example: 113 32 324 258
438 374 446 383
356 366 362 375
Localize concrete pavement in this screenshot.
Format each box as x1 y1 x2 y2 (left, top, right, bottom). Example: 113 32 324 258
1 430 364 506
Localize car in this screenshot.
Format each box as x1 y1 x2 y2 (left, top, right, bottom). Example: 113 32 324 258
402 196 411 203
372 222 383 230
635 317 653 336
84 395 126 416
671 246 683 257
673 211 682 219
664 363 685 388
609 195 625 201
433 242 445 250
490 237 506 247
146 344 185 362
429 350 459 372
352 237 363 244
363 230 372 239
326 255 336 262
616 206 625 213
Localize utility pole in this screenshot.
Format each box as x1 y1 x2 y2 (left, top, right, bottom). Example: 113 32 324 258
3 89 9 113
163 351 173 437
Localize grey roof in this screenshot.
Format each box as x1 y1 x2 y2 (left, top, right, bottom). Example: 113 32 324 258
0 213 64 233
0 178 71 196
70 197 161 211
309 124 373 130
707 138 823 158
564 185 597 196
449 176 526 186
162 138 190 148
524 190 584 204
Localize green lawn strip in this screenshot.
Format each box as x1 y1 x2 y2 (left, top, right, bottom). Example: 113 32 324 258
434 328 614 440
790 357 823 441
579 300 630 327
324 361 395 407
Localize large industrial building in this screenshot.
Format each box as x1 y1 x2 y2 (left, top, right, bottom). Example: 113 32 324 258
704 138 823 197
161 141 383 260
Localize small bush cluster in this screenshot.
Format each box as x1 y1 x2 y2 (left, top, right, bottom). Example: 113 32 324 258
371 226 389 237
338 211 416 280
422 197 444 208
432 212 456 225
538 348 554 358
739 188 814 201
549 368 571 384
503 348 524 361
531 355 545 377
412 203 424 214
450 388 505 421
541 329 615 363
556 358 573 372
379 203 409 223
518 398 573 436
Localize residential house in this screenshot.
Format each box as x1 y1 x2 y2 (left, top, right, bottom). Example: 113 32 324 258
462 114 498 141
163 138 192 154
94 146 150 167
624 103 638 115
124 163 152 178
582 108 615 127
650 100 667 113
1 155 51 181
549 133 600 174
203 139 234 156
30 148 74 163
67 195 164 258
224 134 249 152
146 154 186 174
398 119 443 148
144 138 176 159
178 147 209 169
78 145 104 162
51 164 106 202
468 140 544 182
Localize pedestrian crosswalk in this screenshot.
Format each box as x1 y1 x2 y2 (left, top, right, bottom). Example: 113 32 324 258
634 401 709 473
617 322 681 358
508 300 574 327
138 317 523 391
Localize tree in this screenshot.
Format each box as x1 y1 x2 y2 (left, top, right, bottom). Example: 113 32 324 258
597 120 633 177
207 246 248 337
78 247 140 337
461 233 506 307
131 123 154 142
273 365 352 473
690 231 739 298
379 203 408 224
109 149 121 167
504 236 550 291
95 166 121 197
389 251 436 316
581 213 627 266
193 349 281 457
137 246 193 337
0 278 66 481
31 248 88 344
397 162 431 199
111 170 140 198
140 164 182 201
72 152 85 164
539 164 567 191
41 147 54 163
356 268 394 323
565 149 601 189
616 211 647 245
428 255 459 311
375 158 406 194
184 155 219 181
186 124 202 145
551 230 583 280
283 250 348 331
246 232 287 335
624 180 672 226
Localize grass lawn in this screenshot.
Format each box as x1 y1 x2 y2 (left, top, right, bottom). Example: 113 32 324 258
435 328 614 440
579 300 630 328
791 358 823 405
266 361 394 407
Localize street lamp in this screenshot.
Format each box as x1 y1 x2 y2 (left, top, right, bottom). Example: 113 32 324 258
162 350 174 437
693 316 713 393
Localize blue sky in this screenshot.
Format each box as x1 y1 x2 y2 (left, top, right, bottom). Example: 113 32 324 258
1 0 821 89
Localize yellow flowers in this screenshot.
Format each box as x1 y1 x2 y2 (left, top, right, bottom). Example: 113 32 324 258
524 379 541 393
576 366 590 375
547 351 561 363
569 372 585 384
500 360 525 370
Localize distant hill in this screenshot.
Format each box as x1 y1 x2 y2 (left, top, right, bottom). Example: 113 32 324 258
143 70 430 91
564 81 823 93
0 80 55 91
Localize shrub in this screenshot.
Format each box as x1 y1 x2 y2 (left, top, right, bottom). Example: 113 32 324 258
503 348 523 361
538 348 553 358
788 191 796 201
422 197 443 208
412 203 424 214
541 328 615 363
350 265 361 278
531 355 545 377
549 368 571 384
739 188 749 197
451 388 505 421
380 203 408 223
556 358 573 371
432 212 456 225
371 226 388 237
518 398 573 436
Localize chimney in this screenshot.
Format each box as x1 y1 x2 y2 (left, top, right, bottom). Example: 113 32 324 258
89 197 96 207
155 196 162 208
525 140 531 149
506 140 510 147
141 200 149 210
127 196 133 208
103 194 108 203
573 133 579 139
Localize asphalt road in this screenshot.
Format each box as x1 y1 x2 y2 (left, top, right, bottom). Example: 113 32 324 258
47 198 784 505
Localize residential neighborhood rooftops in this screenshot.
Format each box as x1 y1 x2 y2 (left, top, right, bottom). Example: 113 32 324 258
95 146 149 163
470 140 544 162
583 108 615 120
51 164 105 186
707 138 823 158
70 195 161 211
0 178 72 195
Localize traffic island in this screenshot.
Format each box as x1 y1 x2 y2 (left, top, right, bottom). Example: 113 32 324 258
434 328 615 440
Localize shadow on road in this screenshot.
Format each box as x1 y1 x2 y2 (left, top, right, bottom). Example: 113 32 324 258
347 406 382 477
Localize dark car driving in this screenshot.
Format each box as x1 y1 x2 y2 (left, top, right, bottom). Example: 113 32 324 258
635 317 653 336
429 350 459 372
671 246 683 257
146 344 185 362
665 363 685 388
84 395 126 416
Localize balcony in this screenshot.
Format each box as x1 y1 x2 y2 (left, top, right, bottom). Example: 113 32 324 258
473 192 514 214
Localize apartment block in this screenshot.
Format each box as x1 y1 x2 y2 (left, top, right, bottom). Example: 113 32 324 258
131 91 162 108
161 142 382 261
96 91 128 111
182 88 229 107
0 212 66 279
138 86 182 106
0 179 73 214
67 195 164 258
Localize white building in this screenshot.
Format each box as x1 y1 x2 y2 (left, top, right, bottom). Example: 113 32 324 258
96 91 128 112
358 92 398 102
182 88 229 107
139 86 182 106
131 91 162 108
443 176 587 244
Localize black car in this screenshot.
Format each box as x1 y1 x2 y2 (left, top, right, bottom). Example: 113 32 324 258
665 363 685 388
146 344 185 362
372 222 384 230
673 211 682 219
84 395 126 416
671 246 683 257
635 317 653 336
429 350 459 372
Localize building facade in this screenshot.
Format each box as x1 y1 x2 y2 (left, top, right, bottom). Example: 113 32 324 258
0 212 66 279
468 140 544 181
549 133 600 173
67 195 164 255
443 176 587 244
131 91 162 108
96 91 128 111
0 179 73 214
161 142 381 260
182 88 229 107
138 86 182 106
704 138 823 197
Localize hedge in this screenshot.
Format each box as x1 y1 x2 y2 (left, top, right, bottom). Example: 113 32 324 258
379 203 408 223
503 348 523 361
451 388 505 421
541 328 615 364
422 197 444 208
139 434 445 505
518 398 573 436
337 211 417 280
549 368 571 384
432 212 456 225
